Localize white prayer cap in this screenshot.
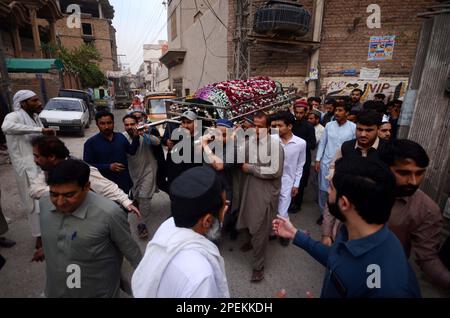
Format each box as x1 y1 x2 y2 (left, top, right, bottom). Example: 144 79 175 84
382 114 390 123
13 90 37 111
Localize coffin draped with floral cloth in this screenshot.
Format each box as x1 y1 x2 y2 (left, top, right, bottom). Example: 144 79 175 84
167 76 296 122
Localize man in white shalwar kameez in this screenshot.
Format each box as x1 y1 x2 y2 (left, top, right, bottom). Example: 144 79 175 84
271 112 306 246
132 166 230 298
122 114 159 239
1 91 55 244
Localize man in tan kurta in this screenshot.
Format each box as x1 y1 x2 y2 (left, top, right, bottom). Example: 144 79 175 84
236 112 284 282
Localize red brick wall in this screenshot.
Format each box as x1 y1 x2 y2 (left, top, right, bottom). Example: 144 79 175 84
56 16 117 74
9 73 62 105
228 0 436 93
320 0 436 77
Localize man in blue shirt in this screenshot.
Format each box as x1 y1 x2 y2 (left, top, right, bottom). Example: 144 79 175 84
273 156 421 298
83 111 139 194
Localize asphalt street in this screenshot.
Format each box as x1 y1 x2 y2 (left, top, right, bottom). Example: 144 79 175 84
0 109 448 298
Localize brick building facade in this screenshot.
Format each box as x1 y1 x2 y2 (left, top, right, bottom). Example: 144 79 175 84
227 0 436 100
56 0 118 74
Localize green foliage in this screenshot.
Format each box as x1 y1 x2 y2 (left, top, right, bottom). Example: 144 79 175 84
58 44 107 88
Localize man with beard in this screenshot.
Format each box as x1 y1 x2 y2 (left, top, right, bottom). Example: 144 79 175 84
123 114 159 239
290 100 316 213
30 136 139 216
378 120 392 142
131 110 169 194
273 157 421 298
166 110 203 184
83 111 140 194
1 90 55 249
382 139 450 291
320 99 336 126
201 119 238 239
322 110 387 245
349 88 363 112
237 111 283 282
132 166 230 298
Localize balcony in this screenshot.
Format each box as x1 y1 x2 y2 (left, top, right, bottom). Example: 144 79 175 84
159 49 187 68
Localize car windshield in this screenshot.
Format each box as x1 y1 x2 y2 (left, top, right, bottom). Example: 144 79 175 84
149 99 165 114
45 100 82 111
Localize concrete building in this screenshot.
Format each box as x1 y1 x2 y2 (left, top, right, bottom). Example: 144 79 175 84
160 0 228 97
161 0 435 101
56 0 119 74
142 40 169 92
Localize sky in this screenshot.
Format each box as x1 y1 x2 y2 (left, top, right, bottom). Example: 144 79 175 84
109 0 168 74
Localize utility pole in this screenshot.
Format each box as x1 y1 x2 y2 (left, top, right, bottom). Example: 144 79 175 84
0 31 12 112
234 0 251 80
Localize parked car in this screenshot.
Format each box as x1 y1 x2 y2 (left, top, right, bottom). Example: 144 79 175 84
58 89 95 122
39 97 90 137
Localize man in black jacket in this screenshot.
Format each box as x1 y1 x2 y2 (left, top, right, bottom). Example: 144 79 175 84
290 100 316 213
321 110 387 245
339 110 387 160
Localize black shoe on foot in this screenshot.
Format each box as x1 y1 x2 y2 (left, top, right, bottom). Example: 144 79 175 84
0 237 16 248
280 237 290 247
316 215 323 226
0 254 5 270
229 228 239 241
288 204 300 214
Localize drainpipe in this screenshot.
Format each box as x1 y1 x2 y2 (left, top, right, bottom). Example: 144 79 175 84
98 0 104 19
307 0 324 97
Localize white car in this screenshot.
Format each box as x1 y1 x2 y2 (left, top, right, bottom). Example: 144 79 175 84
39 97 90 137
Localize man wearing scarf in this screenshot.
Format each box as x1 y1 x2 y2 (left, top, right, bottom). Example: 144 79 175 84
1 90 55 248
132 166 230 298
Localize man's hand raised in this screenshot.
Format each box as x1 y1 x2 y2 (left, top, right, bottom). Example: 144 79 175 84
272 215 297 240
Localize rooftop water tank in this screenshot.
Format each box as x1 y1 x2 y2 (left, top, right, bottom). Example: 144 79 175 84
254 1 311 37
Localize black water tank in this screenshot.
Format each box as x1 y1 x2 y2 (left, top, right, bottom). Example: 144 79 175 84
254 1 311 36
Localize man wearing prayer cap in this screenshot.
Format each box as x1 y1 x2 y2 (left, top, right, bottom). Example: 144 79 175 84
1 90 55 249
132 166 230 298
242 114 255 130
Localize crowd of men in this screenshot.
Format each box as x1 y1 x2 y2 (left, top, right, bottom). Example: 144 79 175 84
0 88 449 298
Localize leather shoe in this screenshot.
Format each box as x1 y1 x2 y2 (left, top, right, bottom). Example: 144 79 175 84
0 237 16 248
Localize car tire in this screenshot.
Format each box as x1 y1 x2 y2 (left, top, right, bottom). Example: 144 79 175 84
79 126 85 137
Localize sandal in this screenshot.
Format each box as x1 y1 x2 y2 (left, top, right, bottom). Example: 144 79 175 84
250 267 264 283
137 223 149 239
